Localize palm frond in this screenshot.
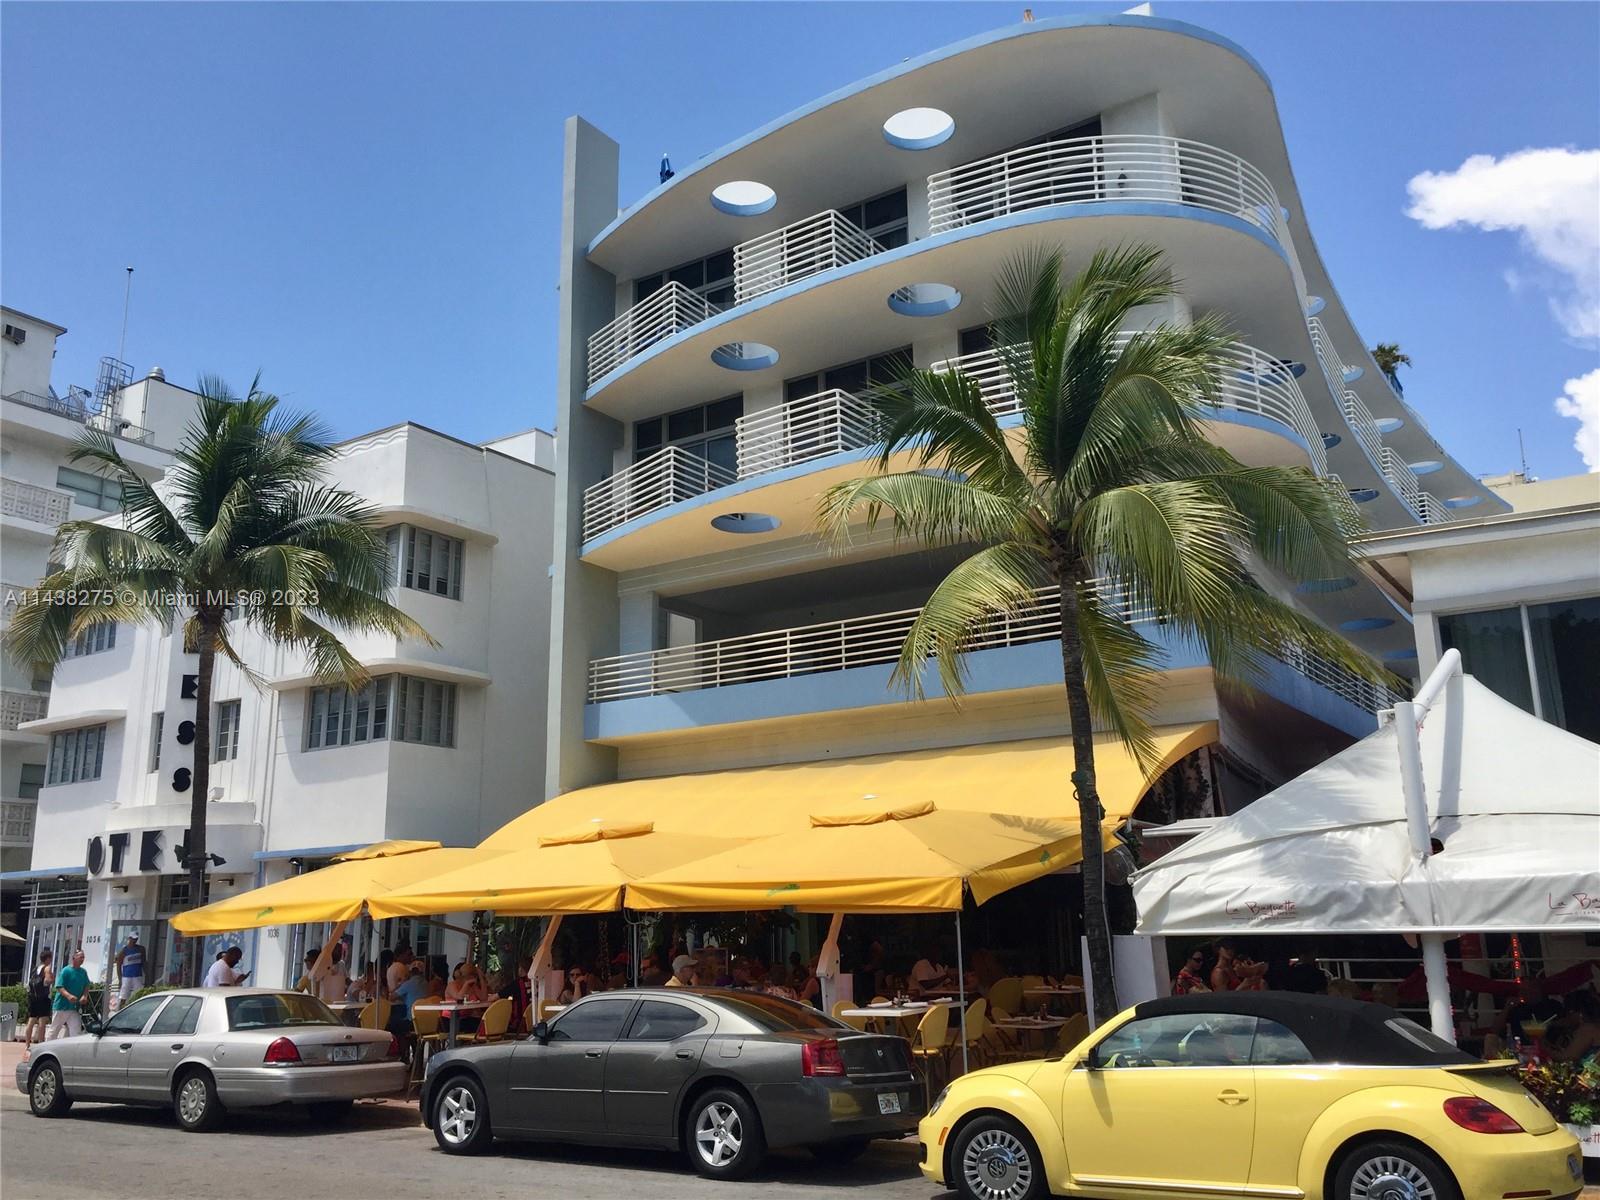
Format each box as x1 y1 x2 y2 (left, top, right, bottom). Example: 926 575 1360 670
1073 586 1166 769
818 471 1032 554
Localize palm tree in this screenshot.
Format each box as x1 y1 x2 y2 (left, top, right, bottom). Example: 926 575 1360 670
1370 343 1411 386
819 246 1389 1020
4 378 429 976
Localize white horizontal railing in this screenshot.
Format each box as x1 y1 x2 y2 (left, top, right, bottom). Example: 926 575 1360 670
1275 644 1403 716
0 690 48 731
927 134 1286 245
734 211 885 304
735 389 884 479
1378 448 1455 526
582 445 736 542
931 337 1329 475
588 582 1401 712
3 390 156 444
1306 316 1359 394
1 478 73 526
0 798 36 846
1341 391 1384 466
586 282 723 386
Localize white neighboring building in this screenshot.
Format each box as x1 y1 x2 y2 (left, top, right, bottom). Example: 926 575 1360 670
1 307 202 975
9 417 555 990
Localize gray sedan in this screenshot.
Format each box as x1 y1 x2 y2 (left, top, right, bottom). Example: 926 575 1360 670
17 987 407 1131
421 987 923 1180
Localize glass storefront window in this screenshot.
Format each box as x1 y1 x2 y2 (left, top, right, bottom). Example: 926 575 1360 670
1527 596 1600 742
1438 606 1534 712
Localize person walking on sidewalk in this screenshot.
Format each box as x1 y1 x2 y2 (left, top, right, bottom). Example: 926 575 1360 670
49 948 89 1040
114 932 145 1005
22 947 54 1055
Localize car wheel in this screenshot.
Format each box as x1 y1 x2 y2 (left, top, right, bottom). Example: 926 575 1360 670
28 1061 72 1118
1334 1141 1460 1200
308 1100 354 1125
686 1087 766 1180
432 1075 492 1155
952 1115 1047 1200
810 1137 872 1166
173 1069 225 1133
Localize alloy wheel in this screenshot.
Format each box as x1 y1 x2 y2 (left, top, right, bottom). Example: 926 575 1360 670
1349 1156 1437 1200
178 1077 209 1125
438 1085 478 1145
961 1127 1035 1200
31 1069 56 1111
694 1101 743 1167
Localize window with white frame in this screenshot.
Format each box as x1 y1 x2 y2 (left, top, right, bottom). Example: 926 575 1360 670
64 623 116 658
385 525 464 601
214 700 241 761
149 712 164 772
304 674 456 750
55 465 123 513
47 724 106 785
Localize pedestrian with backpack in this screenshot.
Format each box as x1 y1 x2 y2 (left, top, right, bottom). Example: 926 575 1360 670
23 947 53 1056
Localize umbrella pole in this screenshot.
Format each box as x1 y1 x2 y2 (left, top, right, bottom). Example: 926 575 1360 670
1395 692 1456 1044
817 912 844 1014
529 915 564 1016
955 910 968 1076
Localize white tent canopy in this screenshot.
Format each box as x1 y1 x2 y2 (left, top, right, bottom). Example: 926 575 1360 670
1132 672 1600 938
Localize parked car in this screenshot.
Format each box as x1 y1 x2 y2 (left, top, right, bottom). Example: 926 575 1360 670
17 987 406 1131
919 992 1584 1200
421 987 922 1178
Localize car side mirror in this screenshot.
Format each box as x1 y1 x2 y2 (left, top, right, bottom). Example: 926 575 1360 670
531 1021 550 1045
82 1012 104 1037
1082 1047 1102 1071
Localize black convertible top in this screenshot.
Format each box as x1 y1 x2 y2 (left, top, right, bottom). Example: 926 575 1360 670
1131 991 1478 1067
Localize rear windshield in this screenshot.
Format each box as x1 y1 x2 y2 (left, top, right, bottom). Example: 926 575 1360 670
226 993 338 1031
1384 1017 1472 1060
711 992 841 1032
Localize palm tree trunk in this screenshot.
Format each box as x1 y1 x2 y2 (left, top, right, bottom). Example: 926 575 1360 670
1057 573 1119 1023
187 618 216 985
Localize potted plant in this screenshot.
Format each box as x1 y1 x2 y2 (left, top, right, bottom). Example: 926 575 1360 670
1521 1061 1600 1157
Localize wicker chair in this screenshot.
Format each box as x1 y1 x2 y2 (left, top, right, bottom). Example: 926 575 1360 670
831 1000 868 1032
357 998 393 1031
909 1003 951 1107
459 997 513 1044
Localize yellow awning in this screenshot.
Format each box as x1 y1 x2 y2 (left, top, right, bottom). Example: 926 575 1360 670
487 723 1217 849
627 803 1101 913
333 839 441 862
369 825 741 919
169 846 490 934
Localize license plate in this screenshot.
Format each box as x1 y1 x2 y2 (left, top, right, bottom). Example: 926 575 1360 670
877 1092 902 1115
330 1045 359 1063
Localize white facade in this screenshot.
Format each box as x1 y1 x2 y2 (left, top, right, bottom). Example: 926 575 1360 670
11 417 555 989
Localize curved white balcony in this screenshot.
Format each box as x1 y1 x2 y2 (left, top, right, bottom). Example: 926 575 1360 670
735 388 883 479
587 282 723 387
734 210 886 305
587 582 1401 715
931 338 1329 475
1 689 49 731
927 134 1287 245
1 478 72 526
581 445 735 543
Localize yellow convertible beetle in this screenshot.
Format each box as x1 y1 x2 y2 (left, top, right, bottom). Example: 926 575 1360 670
919 992 1583 1200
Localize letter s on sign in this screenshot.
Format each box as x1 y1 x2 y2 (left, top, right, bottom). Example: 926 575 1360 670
172 767 191 793
176 721 196 746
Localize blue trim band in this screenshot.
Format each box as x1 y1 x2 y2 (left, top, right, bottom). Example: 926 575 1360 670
252 843 367 863
0 866 86 882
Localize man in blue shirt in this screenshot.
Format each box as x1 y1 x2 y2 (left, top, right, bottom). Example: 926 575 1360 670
51 948 90 1039
114 932 145 1005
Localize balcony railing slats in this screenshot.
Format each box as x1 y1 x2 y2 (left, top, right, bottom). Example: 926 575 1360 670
927 134 1285 245
589 582 1400 714
586 282 723 386
1 798 37 846
734 211 884 304
581 445 736 543
4 389 156 444
1 478 73 526
735 389 884 478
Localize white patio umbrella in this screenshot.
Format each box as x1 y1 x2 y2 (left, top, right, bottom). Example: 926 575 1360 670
1132 650 1600 1040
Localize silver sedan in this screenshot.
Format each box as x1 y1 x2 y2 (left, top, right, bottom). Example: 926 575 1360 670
16 987 407 1131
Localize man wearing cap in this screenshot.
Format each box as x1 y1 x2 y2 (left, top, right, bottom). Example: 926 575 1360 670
114 932 145 1004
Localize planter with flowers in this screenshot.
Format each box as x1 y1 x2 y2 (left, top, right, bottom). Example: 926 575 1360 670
1520 1061 1600 1157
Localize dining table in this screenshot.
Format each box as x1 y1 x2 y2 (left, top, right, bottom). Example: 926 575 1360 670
1023 985 1085 1014
323 1000 368 1028
411 1000 490 1049
839 999 955 1035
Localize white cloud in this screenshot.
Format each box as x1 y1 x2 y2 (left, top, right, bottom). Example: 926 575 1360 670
1406 147 1600 342
1554 368 1600 472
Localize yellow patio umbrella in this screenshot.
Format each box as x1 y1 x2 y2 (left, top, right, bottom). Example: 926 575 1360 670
169 844 492 934
333 839 442 862
369 821 740 918
625 800 1100 913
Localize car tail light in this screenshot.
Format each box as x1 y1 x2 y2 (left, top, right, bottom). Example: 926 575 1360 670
386 1034 401 1059
801 1038 846 1077
1443 1096 1523 1133
263 1037 301 1065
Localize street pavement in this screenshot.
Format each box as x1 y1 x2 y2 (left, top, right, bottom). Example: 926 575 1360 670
1 1041 938 1200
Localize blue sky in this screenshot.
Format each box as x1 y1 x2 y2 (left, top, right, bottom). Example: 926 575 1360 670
3 2 1597 477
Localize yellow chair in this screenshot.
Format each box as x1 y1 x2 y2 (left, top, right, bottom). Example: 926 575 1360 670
358 998 393 1031
947 998 990 1070
831 1000 868 1032
538 1000 562 1023
908 1003 950 1107
1019 974 1045 993
1056 1012 1090 1054
459 997 512 1044
988 977 1024 1016
985 1005 1028 1061
408 1003 446 1089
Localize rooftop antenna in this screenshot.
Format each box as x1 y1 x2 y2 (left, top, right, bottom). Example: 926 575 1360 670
660 154 674 184
1517 428 1529 479
117 267 133 367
